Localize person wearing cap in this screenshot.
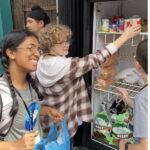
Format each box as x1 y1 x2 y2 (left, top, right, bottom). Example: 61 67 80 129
26 5 50 33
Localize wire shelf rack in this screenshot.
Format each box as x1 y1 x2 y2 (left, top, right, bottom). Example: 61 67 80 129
94 80 142 98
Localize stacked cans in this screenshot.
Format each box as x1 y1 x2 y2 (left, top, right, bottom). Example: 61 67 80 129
98 16 141 33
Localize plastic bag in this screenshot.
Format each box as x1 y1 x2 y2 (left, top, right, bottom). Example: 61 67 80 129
34 119 70 150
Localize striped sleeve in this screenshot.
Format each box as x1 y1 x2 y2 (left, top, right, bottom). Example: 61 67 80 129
0 78 13 136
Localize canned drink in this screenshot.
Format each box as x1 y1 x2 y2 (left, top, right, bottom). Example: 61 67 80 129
141 19 147 32
124 19 131 30
116 18 124 32
109 23 117 32
124 18 141 30
101 19 109 32
131 18 141 26
98 18 102 31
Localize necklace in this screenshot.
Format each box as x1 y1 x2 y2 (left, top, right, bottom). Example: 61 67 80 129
14 84 34 131
141 84 148 90
48 53 57 56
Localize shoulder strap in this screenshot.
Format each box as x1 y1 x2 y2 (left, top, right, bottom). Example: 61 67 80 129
0 76 14 140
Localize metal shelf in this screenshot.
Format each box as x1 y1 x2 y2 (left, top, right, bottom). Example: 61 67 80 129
91 137 117 150
90 0 120 2
96 31 148 35
94 81 142 98
95 31 147 46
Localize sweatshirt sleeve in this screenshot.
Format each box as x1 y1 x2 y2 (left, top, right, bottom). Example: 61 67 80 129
106 43 118 55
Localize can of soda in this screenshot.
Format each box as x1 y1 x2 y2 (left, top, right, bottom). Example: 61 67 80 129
109 23 117 32
98 18 102 31
124 19 131 30
116 18 124 32
131 18 141 26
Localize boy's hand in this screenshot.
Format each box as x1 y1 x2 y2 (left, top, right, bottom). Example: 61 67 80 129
123 25 141 40
49 107 64 122
119 139 128 150
113 25 141 51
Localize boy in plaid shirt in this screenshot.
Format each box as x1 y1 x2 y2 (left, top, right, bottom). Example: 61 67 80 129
36 23 140 138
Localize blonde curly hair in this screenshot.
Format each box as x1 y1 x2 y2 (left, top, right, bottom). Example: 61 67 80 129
38 23 72 54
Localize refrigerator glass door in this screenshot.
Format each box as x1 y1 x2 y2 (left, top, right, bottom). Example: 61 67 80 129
91 0 147 149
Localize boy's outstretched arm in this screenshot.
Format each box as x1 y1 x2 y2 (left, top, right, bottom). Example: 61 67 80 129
109 25 141 55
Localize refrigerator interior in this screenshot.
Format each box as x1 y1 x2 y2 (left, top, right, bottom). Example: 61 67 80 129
91 0 147 149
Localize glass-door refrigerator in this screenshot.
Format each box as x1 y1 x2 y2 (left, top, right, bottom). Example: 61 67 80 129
58 0 148 149
87 0 148 149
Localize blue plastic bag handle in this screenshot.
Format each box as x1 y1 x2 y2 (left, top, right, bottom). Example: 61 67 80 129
43 119 69 145
42 122 59 145
61 120 69 140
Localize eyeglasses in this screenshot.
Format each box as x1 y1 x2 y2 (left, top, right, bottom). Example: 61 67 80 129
55 40 72 46
16 44 42 54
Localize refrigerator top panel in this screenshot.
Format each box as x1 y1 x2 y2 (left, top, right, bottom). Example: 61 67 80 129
122 0 147 19
90 0 120 2
94 0 147 19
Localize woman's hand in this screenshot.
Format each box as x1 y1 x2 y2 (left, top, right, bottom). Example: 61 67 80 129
13 131 38 150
